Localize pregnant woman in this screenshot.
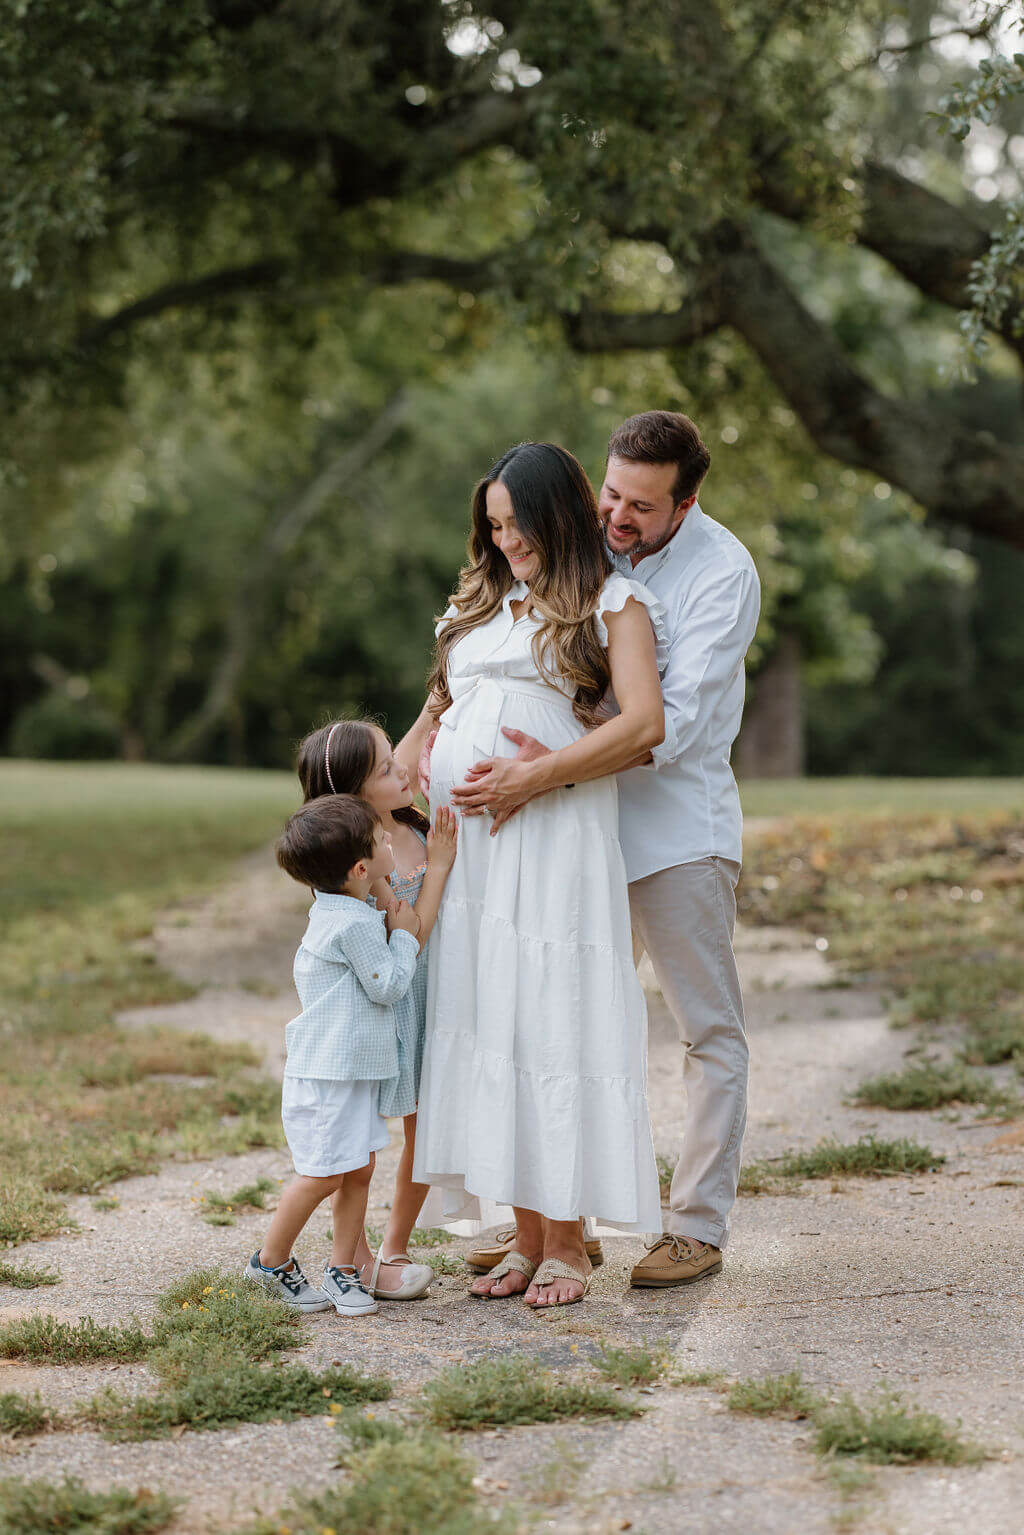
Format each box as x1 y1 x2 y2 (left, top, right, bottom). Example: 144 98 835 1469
400 442 666 1306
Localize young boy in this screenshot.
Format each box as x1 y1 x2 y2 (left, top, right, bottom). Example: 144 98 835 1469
244 794 428 1317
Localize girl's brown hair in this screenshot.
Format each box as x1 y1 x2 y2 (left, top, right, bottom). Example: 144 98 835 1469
427 442 613 728
297 720 429 834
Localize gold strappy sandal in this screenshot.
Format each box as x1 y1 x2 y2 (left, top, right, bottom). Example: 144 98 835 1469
525 1258 591 1307
469 1250 537 1299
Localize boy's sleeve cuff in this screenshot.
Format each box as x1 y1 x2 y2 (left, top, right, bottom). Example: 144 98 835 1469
389 929 420 958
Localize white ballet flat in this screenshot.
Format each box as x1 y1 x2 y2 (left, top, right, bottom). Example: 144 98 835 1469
363 1249 433 1300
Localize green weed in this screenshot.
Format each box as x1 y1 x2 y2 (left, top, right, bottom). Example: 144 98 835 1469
148 1270 300 1381
854 1062 1017 1114
422 1354 643 1431
0 1391 58 1437
656 1153 674 1198
728 1370 818 1420
407 1225 454 1246
0 1259 60 1289
0 1313 148 1365
0 1183 71 1245
245 1430 515 1535
672 1368 727 1388
199 1178 276 1226
87 1360 390 1441
0 1475 178 1533
93 1196 120 1212
595 1341 667 1386
779 1136 942 1179
813 1388 983 1465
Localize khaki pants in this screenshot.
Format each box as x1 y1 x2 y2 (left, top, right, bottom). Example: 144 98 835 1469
629 857 747 1250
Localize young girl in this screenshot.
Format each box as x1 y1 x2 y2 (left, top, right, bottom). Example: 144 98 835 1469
297 718 443 1300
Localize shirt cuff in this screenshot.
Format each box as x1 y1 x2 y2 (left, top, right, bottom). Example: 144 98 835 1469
650 714 679 770
388 929 420 960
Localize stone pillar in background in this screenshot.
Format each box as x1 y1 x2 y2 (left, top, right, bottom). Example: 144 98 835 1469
735 630 804 779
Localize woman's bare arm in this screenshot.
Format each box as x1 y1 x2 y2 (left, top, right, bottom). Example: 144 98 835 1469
449 598 663 818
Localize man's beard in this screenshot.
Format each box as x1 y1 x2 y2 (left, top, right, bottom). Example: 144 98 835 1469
603 524 672 560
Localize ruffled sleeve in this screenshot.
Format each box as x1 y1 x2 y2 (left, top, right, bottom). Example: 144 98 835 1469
434 602 458 638
593 573 671 676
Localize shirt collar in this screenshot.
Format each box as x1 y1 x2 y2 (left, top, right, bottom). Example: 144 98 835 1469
501 579 530 611
614 501 705 580
312 890 376 914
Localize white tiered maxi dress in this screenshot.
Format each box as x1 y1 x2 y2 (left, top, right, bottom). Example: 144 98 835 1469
412 572 665 1234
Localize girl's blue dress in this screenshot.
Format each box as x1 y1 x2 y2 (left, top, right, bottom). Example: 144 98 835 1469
377 829 428 1118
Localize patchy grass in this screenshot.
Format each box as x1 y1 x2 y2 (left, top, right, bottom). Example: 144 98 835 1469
422 1354 643 1431
0 1476 178 1534
728 1371 818 1420
671 1368 727 1388
414 1249 465 1278
245 1429 514 1535
93 1195 120 1212
0 762 297 1239
147 1269 301 1382
743 1137 944 1187
0 1183 72 1246
595 1342 667 1386
0 1259 60 1289
0 1391 59 1437
853 1062 1018 1115
813 1389 983 1465
87 1360 390 1441
407 1225 454 1246
656 1153 674 1199
723 1370 983 1469
0 1313 149 1365
740 808 1024 1114
198 1177 276 1226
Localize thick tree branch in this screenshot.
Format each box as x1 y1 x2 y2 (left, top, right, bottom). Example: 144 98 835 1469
714 225 1024 546
757 159 1024 359
567 290 723 352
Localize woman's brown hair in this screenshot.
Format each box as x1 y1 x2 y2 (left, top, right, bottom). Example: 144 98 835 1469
426 443 613 728
296 720 429 834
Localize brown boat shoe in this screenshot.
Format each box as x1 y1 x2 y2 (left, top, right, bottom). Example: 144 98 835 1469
467 1224 604 1273
629 1232 722 1288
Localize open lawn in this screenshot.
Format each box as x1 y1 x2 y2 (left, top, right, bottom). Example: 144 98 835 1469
740 776 1024 819
0 761 298 1245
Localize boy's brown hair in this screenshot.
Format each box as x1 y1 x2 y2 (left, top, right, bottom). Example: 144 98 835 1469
607 410 710 502
276 794 379 893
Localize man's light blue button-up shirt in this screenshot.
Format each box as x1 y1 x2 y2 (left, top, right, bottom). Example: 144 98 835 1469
611 504 761 882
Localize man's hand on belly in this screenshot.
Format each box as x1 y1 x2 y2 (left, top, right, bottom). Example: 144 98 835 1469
450 728 553 834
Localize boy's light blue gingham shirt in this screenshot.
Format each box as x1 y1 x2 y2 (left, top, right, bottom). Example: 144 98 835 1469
283 892 419 1082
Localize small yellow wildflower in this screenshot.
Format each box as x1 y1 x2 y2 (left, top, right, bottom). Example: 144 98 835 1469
569 1343 579 1354
202 1286 213 1295
329 1403 343 1415
180 1301 190 1309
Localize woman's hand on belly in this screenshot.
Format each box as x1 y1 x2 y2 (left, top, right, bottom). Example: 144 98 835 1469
450 727 553 833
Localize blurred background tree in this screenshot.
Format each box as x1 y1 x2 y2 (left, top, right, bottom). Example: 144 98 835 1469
1 0 1022 773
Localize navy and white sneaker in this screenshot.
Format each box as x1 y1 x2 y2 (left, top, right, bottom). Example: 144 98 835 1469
242 1251 332 1311
321 1263 378 1316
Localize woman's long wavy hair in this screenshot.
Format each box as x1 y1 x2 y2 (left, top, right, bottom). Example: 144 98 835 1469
296 720 429 833
427 443 613 729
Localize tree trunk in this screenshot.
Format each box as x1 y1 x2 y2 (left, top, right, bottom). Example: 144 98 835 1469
735 631 804 779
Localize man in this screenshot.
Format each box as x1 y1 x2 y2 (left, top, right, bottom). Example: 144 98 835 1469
450 411 761 1287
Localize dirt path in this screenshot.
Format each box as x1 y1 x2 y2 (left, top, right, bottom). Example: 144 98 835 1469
3 841 1023 1533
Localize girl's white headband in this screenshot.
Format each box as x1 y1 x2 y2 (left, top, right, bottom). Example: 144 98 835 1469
324 722 341 793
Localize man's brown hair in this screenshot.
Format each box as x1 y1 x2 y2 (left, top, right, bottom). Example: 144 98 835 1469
276 794 379 893
607 410 710 502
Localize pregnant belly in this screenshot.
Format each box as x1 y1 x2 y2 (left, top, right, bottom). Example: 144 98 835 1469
431 677 580 804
